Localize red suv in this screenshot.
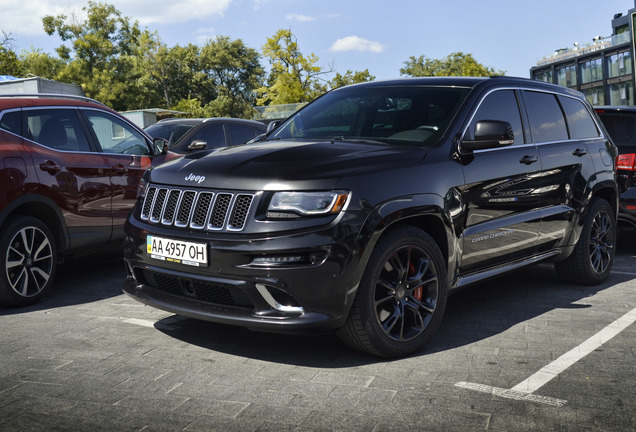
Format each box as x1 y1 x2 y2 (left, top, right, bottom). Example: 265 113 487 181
0 94 172 306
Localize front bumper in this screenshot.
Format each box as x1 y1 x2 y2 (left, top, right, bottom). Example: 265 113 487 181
122 213 367 334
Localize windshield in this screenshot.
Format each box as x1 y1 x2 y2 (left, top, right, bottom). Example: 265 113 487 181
144 122 198 147
269 85 471 146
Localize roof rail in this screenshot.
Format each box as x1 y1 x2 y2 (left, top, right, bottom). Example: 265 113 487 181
0 93 107 106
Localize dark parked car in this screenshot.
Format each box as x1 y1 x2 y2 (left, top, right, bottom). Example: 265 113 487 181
144 117 266 154
0 93 174 306
595 106 636 229
123 77 618 357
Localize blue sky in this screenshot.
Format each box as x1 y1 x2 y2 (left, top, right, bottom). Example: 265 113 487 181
0 0 632 80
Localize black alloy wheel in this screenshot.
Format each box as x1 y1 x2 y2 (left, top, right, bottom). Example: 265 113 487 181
338 226 447 358
556 197 615 285
0 217 57 306
374 244 438 342
588 206 614 275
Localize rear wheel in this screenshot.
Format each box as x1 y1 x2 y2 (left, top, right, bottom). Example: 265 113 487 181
0 216 57 306
556 197 615 285
338 226 447 357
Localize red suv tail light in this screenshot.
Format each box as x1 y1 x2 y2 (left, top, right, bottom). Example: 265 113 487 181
616 153 636 171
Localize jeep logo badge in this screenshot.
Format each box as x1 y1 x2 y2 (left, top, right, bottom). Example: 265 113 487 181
185 173 205 184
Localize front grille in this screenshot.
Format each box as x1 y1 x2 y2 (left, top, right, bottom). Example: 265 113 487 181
137 268 254 308
140 185 254 232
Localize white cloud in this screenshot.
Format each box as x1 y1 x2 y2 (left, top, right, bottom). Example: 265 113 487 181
0 0 232 37
285 13 316 22
330 36 384 53
114 0 231 25
0 0 78 36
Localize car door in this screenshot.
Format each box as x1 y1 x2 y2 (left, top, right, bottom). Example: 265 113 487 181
521 91 598 251
23 107 113 248
458 88 543 274
80 109 153 240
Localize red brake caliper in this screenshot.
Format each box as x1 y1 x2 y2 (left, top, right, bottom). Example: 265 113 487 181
408 261 423 301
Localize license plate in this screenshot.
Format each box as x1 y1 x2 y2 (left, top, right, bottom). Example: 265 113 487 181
146 235 207 266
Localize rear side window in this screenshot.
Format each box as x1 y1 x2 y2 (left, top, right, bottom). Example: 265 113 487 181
559 96 600 139
523 91 568 143
25 108 91 152
0 111 21 134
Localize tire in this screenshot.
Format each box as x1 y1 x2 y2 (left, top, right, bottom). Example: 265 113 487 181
555 198 615 285
337 226 448 358
0 216 57 306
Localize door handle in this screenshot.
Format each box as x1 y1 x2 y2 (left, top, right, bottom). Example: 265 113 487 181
39 160 60 174
111 164 128 175
520 155 539 165
573 148 588 157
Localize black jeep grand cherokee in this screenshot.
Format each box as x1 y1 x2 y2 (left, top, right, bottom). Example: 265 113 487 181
123 77 618 357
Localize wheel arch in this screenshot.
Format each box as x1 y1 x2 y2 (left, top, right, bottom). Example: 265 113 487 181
0 194 69 256
353 194 456 285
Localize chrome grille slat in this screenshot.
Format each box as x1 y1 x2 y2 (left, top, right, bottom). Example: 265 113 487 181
141 185 253 232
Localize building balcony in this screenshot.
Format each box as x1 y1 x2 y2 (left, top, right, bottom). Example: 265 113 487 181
537 32 631 67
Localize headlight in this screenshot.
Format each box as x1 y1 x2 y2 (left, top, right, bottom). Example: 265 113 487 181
267 191 349 218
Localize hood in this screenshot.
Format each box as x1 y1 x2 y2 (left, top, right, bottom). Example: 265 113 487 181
148 139 427 191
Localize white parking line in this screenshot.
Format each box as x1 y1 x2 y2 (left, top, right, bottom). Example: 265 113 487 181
456 307 636 406
122 318 158 328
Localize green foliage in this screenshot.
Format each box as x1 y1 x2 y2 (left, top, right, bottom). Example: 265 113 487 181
329 69 375 89
400 52 505 77
198 36 264 118
257 29 329 106
42 1 151 110
0 32 22 76
2 5 380 117
0 46 22 76
19 49 65 78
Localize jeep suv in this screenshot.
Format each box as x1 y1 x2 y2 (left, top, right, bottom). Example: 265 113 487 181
122 77 618 357
0 94 172 306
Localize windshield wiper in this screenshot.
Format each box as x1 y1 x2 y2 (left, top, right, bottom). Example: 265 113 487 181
331 136 387 145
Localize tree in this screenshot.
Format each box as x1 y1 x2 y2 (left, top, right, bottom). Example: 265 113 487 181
257 29 330 106
400 52 505 77
19 49 65 79
41 1 154 110
198 36 264 118
0 31 22 77
328 69 375 89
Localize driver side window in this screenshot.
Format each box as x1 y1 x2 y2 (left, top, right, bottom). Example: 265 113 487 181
83 110 150 155
467 90 525 146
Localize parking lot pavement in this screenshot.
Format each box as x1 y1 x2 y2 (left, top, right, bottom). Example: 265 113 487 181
1 239 635 432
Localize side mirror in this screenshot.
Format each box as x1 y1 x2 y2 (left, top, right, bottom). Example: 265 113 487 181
461 120 514 152
187 140 207 151
266 120 281 134
153 137 168 156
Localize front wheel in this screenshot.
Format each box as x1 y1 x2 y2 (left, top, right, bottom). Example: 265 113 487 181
0 216 58 306
337 226 448 358
556 197 615 285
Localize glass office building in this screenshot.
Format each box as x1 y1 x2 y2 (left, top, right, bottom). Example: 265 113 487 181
531 3 636 106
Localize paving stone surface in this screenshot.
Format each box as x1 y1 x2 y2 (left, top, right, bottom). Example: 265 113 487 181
1 239 635 431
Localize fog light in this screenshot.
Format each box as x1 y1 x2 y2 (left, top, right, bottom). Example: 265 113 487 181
251 256 304 265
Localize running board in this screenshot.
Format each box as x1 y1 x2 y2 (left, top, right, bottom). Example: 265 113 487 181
453 250 561 289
